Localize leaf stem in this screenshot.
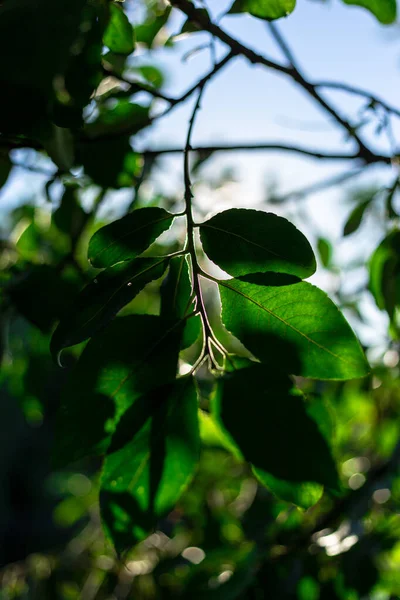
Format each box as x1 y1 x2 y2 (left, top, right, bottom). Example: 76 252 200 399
183 87 226 369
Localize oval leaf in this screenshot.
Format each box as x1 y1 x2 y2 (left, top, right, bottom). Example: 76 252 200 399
51 257 169 362
200 209 316 279
228 0 296 20
88 207 174 268
343 200 370 237
213 365 340 489
219 274 369 380
101 377 200 552
103 3 135 55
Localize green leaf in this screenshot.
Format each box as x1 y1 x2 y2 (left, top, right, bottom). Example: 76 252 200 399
342 0 396 24
219 274 369 380
53 315 184 467
214 365 339 489
135 6 171 48
161 256 201 349
51 257 169 362
101 377 200 552
88 207 174 268
84 101 150 138
228 0 296 20
200 209 316 279
134 65 165 89
317 237 332 269
78 138 143 189
103 3 135 55
253 470 323 509
199 409 242 457
343 200 370 237
369 230 400 320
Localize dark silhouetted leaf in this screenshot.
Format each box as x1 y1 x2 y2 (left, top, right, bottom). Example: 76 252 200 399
103 3 135 55
51 257 169 362
342 0 396 23
88 207 174 268
101 377 199 552
200 209 315 279
219 274 369 379
369 230 400 321
8 265 80 333
181 8 210 32
343 200 370 236
161 256 201 349
53 315 184 467
53 186 86 241
0 151 12 188
213 365 340 489
78 138 143 188
228 0 296 20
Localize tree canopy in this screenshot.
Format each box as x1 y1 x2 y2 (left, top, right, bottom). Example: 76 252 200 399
0 0 400 598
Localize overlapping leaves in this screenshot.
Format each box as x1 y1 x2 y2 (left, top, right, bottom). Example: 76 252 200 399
101 377 200 552
213 365 340 490
50 201 369 552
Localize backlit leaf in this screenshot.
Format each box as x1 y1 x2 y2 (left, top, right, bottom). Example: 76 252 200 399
53 315 183 466
51 257 169 362
103 3 135 55
88 207 174 268
200 209 315 279
219 274 369 380
342 0 396 24
228 0 296 20
101 377 200 552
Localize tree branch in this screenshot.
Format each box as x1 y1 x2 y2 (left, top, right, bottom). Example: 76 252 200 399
139 141 390 163
314 81 400 120
270 168 365 203
169 0 385 164
266 21 377 162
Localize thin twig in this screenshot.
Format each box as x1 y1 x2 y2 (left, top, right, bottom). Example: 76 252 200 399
314 81 400 120
170 0 385 164
139 142 387 162
267 21 376 162
269 168 365 203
